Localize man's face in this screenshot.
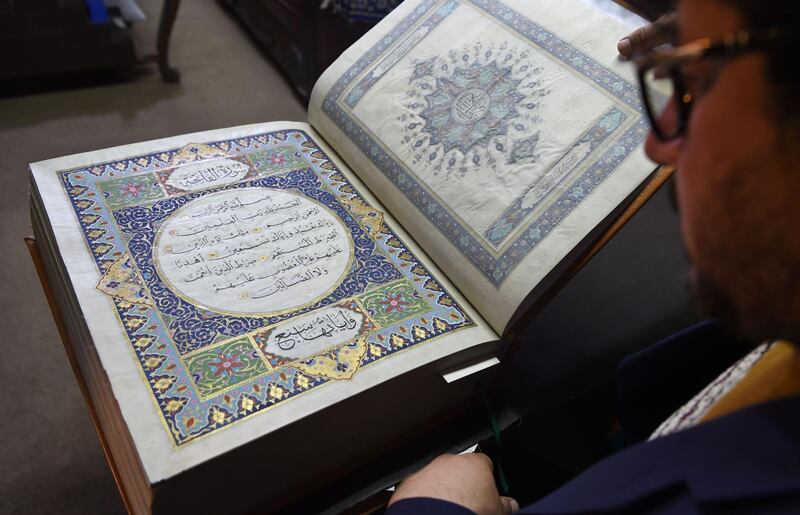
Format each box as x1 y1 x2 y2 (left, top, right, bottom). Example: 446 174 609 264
645 0 800 340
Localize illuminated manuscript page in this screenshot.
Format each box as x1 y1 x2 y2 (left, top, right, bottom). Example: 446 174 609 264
30 122 497 484
309 0 653 334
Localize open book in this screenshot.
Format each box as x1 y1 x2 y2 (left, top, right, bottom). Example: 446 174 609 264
29 0 653 512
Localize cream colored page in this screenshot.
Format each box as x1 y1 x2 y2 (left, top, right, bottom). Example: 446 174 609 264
30 121 497 484
309 0 652 334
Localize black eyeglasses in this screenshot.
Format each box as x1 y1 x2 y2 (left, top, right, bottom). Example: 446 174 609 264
635 29 793 141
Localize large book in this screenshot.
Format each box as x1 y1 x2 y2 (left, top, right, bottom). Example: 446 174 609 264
29 0 656 512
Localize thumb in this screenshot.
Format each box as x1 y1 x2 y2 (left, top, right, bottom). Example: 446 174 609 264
618 11 678 57
500 496 520 514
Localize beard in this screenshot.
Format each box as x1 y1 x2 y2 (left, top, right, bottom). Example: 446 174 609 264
689 258 798 344
689 266 751 340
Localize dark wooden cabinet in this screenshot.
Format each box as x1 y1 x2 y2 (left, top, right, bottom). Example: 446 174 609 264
220 0 374 102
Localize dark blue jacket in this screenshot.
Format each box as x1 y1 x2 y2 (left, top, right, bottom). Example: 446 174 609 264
387 322 800 514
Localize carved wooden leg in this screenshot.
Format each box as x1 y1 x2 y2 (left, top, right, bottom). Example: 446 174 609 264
157 0 181 82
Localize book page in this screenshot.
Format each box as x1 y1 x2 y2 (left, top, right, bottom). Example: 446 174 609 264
309 0 654 334
29 122 497 483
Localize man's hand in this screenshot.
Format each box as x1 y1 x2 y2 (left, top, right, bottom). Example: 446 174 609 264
617 12 678 58
388 453 519 514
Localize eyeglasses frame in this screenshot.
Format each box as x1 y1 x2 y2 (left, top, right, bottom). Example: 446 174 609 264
634 29 791 141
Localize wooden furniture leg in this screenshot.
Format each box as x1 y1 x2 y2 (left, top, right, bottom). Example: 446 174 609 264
156 0 181 82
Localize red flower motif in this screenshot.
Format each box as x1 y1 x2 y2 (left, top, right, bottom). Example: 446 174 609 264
268 153 287 165
209 353 243 377
379 293 409 313
121 181 143 197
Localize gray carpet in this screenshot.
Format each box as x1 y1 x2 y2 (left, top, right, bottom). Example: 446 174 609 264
0 2 305 513
0 2 699 513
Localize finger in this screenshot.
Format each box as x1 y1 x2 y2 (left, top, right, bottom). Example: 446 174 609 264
500 496 520 514
618 11 678 57
469 451 495 470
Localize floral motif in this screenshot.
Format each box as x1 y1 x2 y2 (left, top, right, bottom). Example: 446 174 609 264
379 292 409 313
121 181 143 197
267 153 287 166
209 352 244 377
359 279 431 326
249 145 309 176
184 337 269 398
98 173 165 209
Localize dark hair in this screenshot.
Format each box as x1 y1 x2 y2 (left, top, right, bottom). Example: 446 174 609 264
722 0 800 122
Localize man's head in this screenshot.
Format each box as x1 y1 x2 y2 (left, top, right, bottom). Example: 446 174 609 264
644 0 800 342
